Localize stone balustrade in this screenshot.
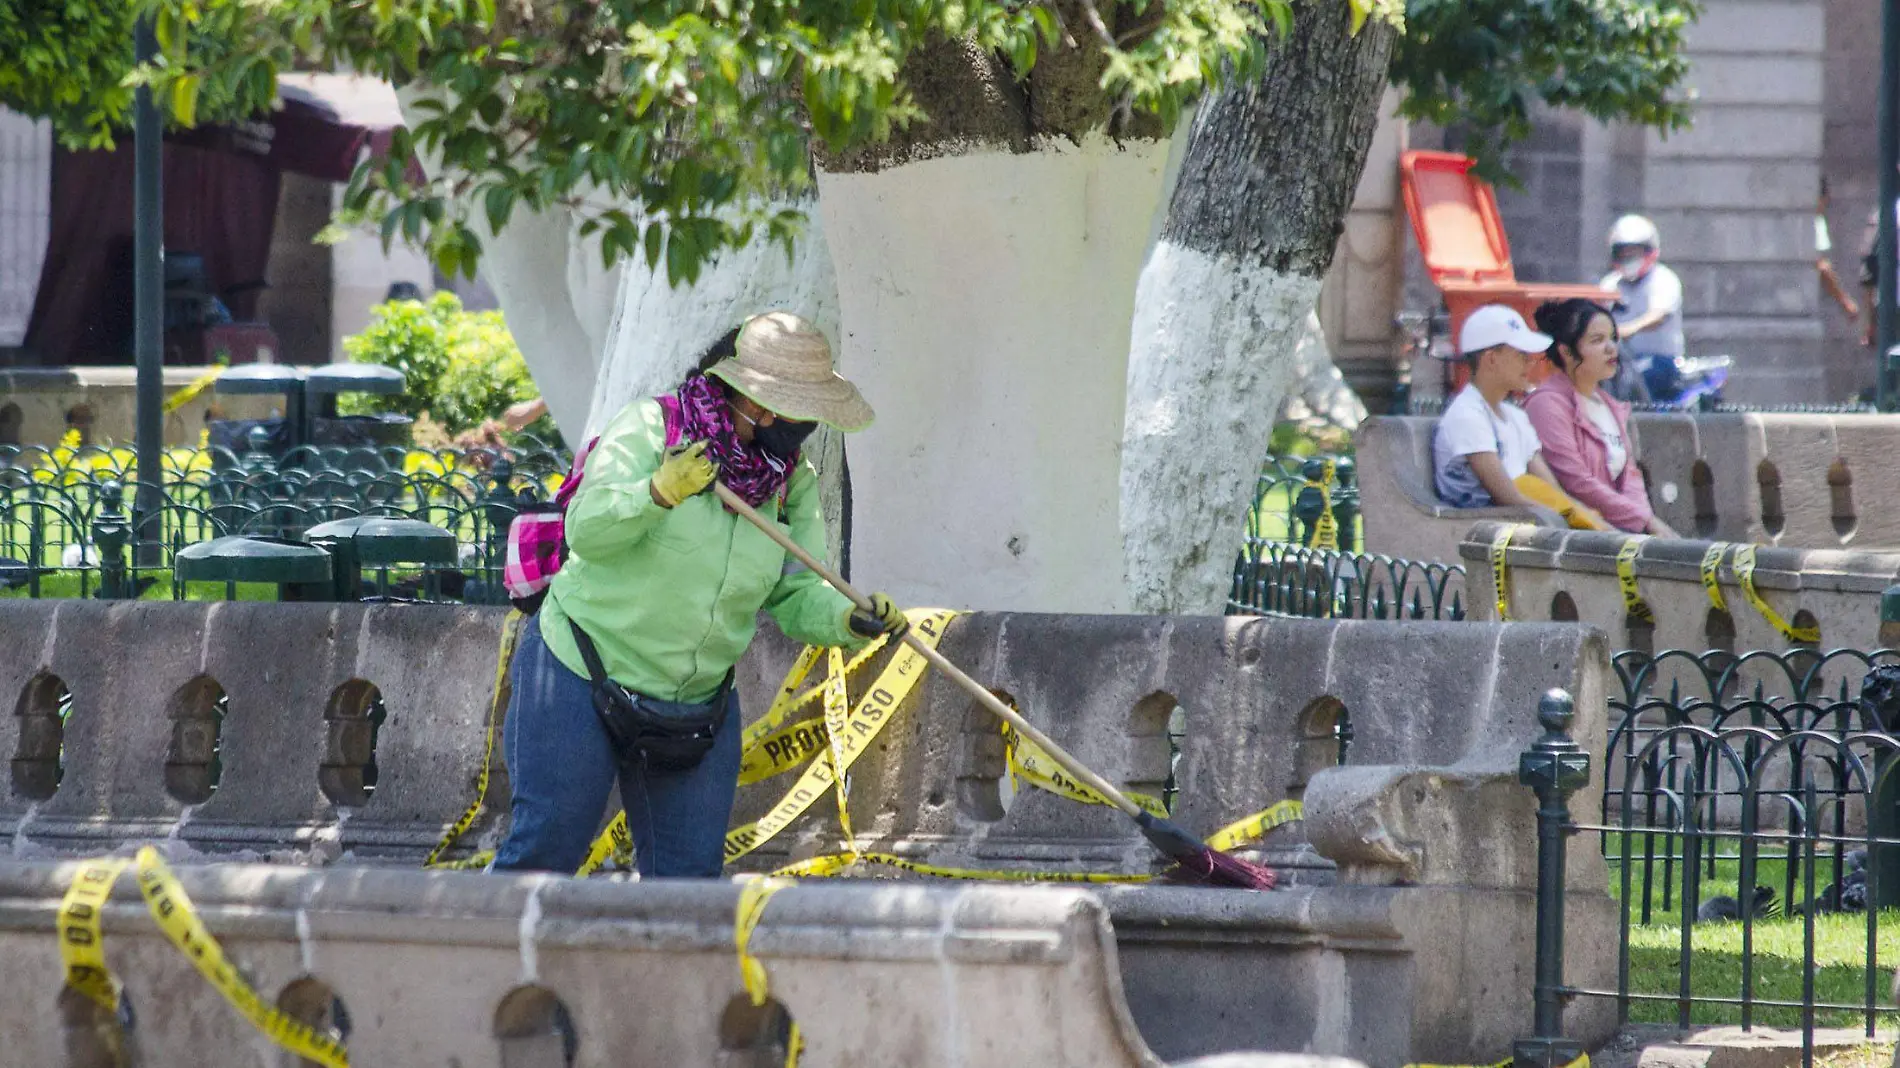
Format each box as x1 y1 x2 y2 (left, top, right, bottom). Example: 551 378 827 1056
1633 411 1900 549
0 601 1617 1064
1459 523 1900 700
1358 412 1900 568
0 860 1363 1068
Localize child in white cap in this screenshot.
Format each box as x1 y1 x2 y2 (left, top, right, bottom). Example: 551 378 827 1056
1433 304 1607 529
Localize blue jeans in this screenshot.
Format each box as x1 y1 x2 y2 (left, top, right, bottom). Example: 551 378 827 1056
491 613 742 877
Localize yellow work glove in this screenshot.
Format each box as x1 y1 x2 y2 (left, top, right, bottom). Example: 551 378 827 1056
846 592 908 639
650 441 718 508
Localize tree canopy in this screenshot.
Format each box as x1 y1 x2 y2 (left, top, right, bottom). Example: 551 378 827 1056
1392 0 1701 181
4 0 1287 282
0 0 1698 277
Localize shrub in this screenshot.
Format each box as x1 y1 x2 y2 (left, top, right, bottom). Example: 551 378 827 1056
339 292 539 434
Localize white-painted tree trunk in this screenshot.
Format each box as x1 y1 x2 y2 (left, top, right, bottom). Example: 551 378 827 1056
476 206 619 436
1122 250 1319 613
1118 3 1395 614
819 134 1175 613
584 198 840 437
584 196 850 554
394 87 621 439
1279 310 1368 429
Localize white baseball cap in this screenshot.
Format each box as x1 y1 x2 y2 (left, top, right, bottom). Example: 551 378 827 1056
1457 304 1553 357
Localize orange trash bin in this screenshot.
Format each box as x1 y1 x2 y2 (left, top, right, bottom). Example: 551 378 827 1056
1400 150 1613 390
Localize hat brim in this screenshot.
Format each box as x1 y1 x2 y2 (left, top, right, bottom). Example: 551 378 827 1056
1454 328 1553 358
708 361 876 432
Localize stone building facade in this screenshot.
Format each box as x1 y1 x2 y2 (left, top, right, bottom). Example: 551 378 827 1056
1333 0 1874 410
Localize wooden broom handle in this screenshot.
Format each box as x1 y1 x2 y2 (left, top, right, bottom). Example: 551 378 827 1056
713 480 1143 819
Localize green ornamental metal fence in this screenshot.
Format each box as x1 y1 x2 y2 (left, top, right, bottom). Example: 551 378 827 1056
0 433 572 602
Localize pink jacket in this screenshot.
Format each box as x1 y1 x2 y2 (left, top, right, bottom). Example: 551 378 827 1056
1523 373 1655 532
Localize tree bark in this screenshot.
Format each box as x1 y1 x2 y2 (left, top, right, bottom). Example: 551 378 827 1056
1120 2 1394 614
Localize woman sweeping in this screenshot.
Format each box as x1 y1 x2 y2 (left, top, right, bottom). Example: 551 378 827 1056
492 311 906 877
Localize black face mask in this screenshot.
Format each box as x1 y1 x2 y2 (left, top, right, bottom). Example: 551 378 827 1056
755 418 817 460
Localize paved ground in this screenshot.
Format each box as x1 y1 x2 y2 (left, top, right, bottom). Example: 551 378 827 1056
1590 1024 1896 1068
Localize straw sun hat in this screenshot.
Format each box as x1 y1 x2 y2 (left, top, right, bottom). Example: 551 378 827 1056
707 311 875 432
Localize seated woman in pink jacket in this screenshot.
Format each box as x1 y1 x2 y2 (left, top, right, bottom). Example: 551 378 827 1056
1524 298 1678 537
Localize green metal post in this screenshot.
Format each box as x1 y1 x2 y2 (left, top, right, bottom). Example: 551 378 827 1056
1862 652 1900 910
1514 689 1591 1068
91 481 131 600
133 17 165 565
1333 458 1359 554
482 458 519 605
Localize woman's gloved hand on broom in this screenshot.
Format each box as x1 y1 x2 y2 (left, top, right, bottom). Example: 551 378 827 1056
847 592 908 639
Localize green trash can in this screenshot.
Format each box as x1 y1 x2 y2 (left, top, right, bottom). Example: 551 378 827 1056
306 516 377 602
174 536 333 602
309 517 458 601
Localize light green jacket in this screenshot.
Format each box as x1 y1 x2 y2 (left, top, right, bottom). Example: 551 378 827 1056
539 398 860 703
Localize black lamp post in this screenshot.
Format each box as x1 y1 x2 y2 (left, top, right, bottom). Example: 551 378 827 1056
132 16 164 563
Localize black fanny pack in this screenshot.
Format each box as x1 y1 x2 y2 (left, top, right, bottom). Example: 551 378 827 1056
568 620 732 772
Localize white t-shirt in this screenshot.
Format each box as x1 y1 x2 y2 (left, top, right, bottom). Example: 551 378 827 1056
1433 384 1541 507
1577 392 1627 477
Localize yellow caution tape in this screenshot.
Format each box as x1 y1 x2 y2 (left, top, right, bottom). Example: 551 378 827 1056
573 633 895 874
576 812 633 878
1489 525 1516 622
821 647 855 845
739 716 829 786
770 800 1305 883
425 609 523 869
1615 538 1652 624
1731 545 1819 644
1205 800 1304 852
736 878 789 1005
734 877 803 1068
769 851 1153 883
1306 459 1340 552
60 848 350 1067
59 856 131 1013
1002 721 1169 819
724 609 957 864
161 367 223 414
742 645 826 751
740 633 895 754
1700 543 1730 614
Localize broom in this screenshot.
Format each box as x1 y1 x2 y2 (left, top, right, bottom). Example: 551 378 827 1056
714 481 1278 890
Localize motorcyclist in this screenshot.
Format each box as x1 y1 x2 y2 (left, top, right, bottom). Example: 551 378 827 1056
1598 215 1685 403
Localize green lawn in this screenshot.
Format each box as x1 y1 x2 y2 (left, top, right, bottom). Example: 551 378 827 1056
0 568 280 602
1601 832 1898 1030
1624 910 1900 1029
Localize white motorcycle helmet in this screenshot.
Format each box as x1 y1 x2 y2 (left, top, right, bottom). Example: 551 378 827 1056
1608 214 1660 280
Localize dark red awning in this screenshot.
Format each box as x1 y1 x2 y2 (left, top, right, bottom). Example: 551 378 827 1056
23 75 408 366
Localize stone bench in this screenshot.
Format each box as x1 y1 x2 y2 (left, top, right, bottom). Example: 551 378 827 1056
0 600 1618 1065
0 860 1355 1068
1364 411 1900 563
1356 415 1562 565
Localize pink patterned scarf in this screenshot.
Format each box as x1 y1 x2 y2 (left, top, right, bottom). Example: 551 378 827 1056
664 374 793 509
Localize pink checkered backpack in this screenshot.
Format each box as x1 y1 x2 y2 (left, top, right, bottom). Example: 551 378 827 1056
501 434 599 614
501 396 698 613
